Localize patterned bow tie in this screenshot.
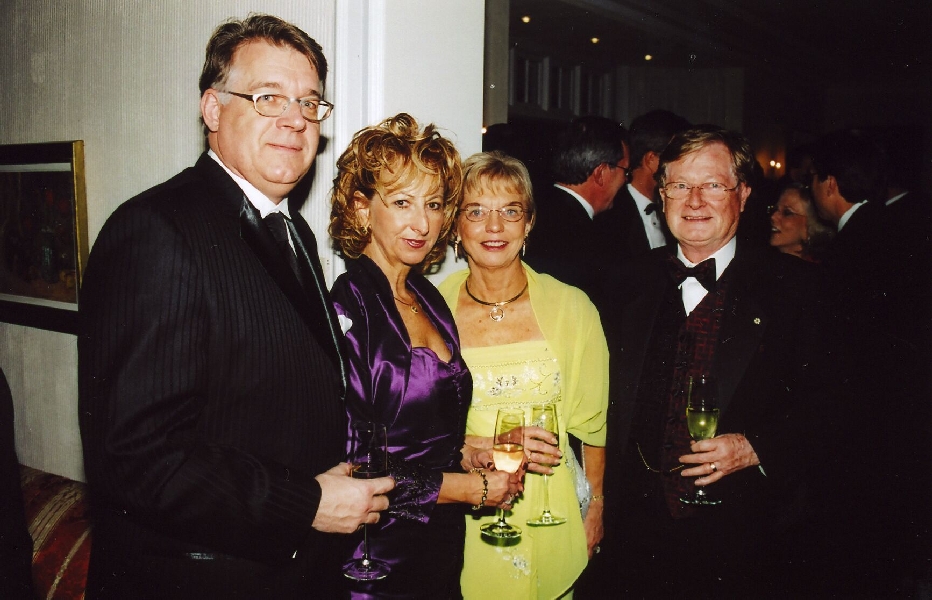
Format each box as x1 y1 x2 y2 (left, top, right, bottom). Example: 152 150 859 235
666 255 717 292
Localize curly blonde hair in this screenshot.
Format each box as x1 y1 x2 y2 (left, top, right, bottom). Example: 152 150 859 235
329 113 463 270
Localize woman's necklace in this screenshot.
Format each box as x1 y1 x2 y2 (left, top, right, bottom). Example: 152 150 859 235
464 279 528 322
394 295 419 314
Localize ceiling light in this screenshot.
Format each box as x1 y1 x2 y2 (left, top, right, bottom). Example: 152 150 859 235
521 15 531 24
644 54 653 61
591 37 600 44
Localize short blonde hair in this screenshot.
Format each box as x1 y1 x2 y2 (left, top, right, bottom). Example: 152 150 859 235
460 151 536 231
329 113 463 270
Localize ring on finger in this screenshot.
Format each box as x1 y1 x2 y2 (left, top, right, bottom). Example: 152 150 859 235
709 462 717 473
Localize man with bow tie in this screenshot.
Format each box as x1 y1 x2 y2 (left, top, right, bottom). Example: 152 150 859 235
592 109 690 268
589 126 828 597
78 15 393 598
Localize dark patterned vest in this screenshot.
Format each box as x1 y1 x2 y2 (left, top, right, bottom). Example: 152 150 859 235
627 273 730 518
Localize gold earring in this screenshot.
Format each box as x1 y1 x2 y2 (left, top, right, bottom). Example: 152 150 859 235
453 238 460 260
522 236 527 257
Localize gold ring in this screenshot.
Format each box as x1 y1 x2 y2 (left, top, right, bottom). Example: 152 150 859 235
710 462 717 473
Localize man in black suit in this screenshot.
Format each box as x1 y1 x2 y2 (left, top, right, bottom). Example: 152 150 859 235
523 116 628 300
78 15 393 599
593 126 826 597
808 129 931 595
593 110 689 265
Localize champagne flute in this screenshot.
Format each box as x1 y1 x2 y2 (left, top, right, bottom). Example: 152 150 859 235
343 421 391 580
679 375 722 506
527 403 566 526
480 408 525 541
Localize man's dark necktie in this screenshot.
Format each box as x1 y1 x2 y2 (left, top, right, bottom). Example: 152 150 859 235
265 212 301 281
666 255 717 292
644 202 659 215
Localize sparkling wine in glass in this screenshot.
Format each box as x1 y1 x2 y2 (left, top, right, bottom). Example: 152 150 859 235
527 403 566 526
480 408 525 541
343 421 391 580
679 375 722 506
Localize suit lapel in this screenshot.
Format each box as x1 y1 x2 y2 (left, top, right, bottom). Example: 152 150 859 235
618 252 678 402
238 198 346 380
715 248 768 415
288 210 347 384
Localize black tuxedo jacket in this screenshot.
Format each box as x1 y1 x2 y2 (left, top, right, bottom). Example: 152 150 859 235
593 185 672 267
603 242 828 527
817 200 932 590
523 185 603 300
78 154 347 598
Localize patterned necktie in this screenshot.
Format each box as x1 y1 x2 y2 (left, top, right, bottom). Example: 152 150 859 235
666 255 717 292
264 212 301 281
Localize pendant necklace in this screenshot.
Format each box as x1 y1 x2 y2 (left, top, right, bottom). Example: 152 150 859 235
464 279 528 322
394 295 419 314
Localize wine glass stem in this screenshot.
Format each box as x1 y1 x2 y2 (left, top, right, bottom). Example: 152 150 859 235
361 524 371 561
541 474 552 513
497 507 507 526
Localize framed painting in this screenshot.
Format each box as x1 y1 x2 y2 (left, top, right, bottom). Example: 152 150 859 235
0 141 87 333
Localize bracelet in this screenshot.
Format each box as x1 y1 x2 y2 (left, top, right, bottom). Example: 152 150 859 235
471 468 488 511
590 495 605 503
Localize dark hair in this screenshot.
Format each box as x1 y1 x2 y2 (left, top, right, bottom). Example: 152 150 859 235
199 14 328 95
657 125 757 189
329 113 463 271
628 110 692 169
550 116 628 184
810 129 885 203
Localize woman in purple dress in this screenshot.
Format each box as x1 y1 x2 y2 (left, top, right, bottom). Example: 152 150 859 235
329 114 522 599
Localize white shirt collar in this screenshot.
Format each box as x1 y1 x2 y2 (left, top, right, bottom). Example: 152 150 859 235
554 184 595 219
675 237 737 316
628 183 652 211
886 192 908 206
207 149 290 219
629 184 667 249
677 236 736 280
837 200 867 232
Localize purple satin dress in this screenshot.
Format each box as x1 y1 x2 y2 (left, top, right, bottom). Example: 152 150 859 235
331 256 472 599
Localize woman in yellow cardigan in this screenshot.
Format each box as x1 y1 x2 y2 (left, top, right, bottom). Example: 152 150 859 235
439 151 609 599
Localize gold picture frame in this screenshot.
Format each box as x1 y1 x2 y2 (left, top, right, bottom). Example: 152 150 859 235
0 141 88 332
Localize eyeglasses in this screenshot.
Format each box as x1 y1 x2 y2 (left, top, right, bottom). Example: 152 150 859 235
661 181 740 201
607 162 628 177
768 205 805 218
459 205 531 222
223 91 334 123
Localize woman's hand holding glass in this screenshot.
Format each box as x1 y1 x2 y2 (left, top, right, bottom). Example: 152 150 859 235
482 470 524 509
522 424 562 475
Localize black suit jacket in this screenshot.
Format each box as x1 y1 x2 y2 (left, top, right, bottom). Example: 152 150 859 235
817 200 932 590
524 185 603 300
603 242 827 530
593 185 672 267
78 154 347 598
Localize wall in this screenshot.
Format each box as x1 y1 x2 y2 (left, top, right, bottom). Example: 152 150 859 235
0 0 485 480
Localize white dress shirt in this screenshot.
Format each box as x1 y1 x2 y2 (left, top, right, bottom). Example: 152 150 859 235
629 184 667 249
676 237 736 316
